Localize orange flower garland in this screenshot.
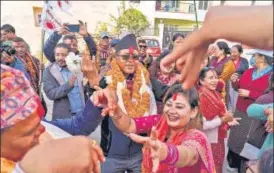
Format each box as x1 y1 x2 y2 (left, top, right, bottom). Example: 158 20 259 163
106 59 151 118
1 157 16 173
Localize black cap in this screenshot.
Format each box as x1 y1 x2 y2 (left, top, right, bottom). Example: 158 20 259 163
114 34 138 53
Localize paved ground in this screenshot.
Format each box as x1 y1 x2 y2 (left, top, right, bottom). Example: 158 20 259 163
43 92 237 173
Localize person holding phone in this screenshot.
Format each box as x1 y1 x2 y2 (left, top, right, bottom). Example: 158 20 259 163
43 43 86 120
43 20 97 63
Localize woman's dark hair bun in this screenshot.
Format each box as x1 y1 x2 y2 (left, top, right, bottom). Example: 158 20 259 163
217 41 230 55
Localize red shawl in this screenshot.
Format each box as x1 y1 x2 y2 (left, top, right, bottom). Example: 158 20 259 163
198 86 229 139
156 71 178 86
142 116 216 173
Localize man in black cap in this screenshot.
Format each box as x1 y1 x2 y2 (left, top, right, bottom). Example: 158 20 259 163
81 33 158 173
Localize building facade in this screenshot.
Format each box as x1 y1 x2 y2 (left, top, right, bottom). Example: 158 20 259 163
128 0 272 49
1 1 272 54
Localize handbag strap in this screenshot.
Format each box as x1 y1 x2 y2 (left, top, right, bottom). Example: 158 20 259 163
245 120 255 142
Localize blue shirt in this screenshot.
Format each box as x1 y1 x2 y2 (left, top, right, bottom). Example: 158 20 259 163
252 65 273 80
1 57 30 80
59 67 84 114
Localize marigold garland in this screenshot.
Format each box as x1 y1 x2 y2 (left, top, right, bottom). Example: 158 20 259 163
1 157 15 173
106 59 151 118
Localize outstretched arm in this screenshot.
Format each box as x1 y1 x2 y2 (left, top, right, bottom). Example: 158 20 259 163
48 99 104 135
43 31 62 63
204 5 273 50
161 5 273 89
111 106 137 134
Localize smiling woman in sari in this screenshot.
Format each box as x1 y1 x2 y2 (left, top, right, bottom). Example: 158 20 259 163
92 84 216 173
198 67 240 173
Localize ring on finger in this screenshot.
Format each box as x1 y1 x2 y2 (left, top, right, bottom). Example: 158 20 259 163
91 140 96 147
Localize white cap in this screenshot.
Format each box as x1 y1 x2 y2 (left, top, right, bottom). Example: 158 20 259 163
247 49 273 58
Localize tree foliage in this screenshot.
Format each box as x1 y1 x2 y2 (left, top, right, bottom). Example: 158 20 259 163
95 22 108 34
110 1 150 36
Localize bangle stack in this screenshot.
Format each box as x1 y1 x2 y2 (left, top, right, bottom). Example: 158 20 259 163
160 143 179 165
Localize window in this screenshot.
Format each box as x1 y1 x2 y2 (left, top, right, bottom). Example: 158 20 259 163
164 0 180 8
198 1 209 10
38 14 42 25
189 4 195 13
146 39 159 47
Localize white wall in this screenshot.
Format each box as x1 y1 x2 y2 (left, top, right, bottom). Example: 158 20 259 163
129 1 156 28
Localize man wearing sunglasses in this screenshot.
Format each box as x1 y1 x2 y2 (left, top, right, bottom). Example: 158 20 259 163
82 34 157 173
138 39 153 70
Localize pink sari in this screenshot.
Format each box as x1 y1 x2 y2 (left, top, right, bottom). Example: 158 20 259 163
135 115 216 173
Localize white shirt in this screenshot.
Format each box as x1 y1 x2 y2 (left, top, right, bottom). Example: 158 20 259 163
202 116 222 143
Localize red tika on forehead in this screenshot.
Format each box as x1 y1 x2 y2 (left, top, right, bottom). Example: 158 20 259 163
129 46 135 55
172 93 178 101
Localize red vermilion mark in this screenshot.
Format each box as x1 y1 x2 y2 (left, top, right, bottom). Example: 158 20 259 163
172 93 178 101
129 46 134 55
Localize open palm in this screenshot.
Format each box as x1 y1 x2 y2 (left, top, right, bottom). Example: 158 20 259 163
160 30 211 89
128 127 162 172
81 51 99 87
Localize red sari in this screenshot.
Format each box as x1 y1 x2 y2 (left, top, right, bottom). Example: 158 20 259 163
135 115 216 173
198 86 229 173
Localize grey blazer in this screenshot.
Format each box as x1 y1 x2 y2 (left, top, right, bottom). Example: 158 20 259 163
43 63 85 120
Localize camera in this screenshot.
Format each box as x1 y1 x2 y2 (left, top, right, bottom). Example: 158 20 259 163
0 45 16 56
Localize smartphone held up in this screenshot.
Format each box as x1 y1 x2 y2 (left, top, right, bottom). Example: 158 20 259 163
67 24 80 32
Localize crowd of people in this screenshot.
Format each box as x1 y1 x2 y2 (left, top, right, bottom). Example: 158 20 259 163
0 4 273 173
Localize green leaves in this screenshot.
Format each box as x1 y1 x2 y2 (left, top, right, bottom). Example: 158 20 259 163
117 8 149 36
96 1 150 37
95 22 108 34
110 1 149 36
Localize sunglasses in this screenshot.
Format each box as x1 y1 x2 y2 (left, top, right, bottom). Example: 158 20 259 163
117 54 139 61
139 45 147 48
